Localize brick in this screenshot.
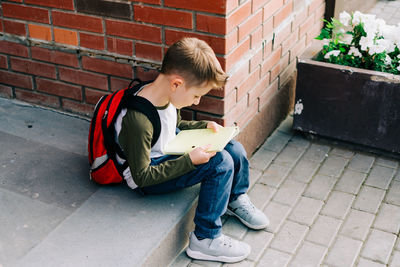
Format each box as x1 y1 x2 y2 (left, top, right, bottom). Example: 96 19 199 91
289 242 327 267
62 99 93 117
273 179 306 206
250 147 277 171
325 236 363 267
353 185 385 214
223 216 248 239
259 162 291 187
238 10 263 41
195 113 224 126
2 3 49 23
251 25 263 49
106 20 161 43
85 88 108 105
15 88 60 108
390 251 400 267
248 71 270 104
248 183 275 210
263 201 291 233
335 169 366 195
0 41 29 57
164 29 226 55
331 147 354 158
164 0 225 15
270 52 289 81
0 55 8 69
80 33 104 51
270 221 308 254
340 209 375 241
274 1 293 27
136 0 160 4
196 14 226 35
287 158 320 183
235 100 259 128
259 249 291 267
28 24 51 41
25 0 74 10
110 77 131 92
82 57 132 78
274 22 292 49
3 19 26 36
289 196 323 225
376 157 399 169
386 180 400 206
224 96 248 126
31 47 78 68
107 37 133 56
59 67 108 90
358 258 386 267
299 12 314 37
54 28 78 46
308 0 324 15
135 42 162 62
274 143 306 167
263 17 274 41
243 230 273 262
237 67 260 101
306 215 342 246
318 155 348 177
263 0 284 21
361 229 397 264
261 46 282 76
282 31 298 55
303 174 337 201
321 191 355 220
249 167 262 188
36 77 82 100
224 63 248 94
259 77 278 108
53 11 103 33
292 7 308 30
289 36 306 62
374 203 400 234
0 69 32 89
188 95 224 115
135 66 159 82
252 0 269 13
0 84 13 98
134 5 192 29
226 38 251 71
302 143 330 162
249 48 263 73
227 1 252 32
347 153 375 173
10 57 56 79
365 165 395 190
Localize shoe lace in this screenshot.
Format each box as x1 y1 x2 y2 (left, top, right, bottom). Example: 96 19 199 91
215 234 233 248
238 195 255 214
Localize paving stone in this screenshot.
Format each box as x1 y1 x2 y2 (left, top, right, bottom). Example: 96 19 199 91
259 162 292 188
331 147 354 158
361 229 397 264
263 201 291 233
222 260 255 267
365 165 395 190
260 131 292 153
376 157 399 169
302 143 330 163
257 248 291 267
396 238 400 251
192 260 222 267
248 183 276 211
347 153 375 173
320 191 355 220
288 241 327 267
249 168 262 188
306 215 342 247
353 186 386 214
334 169 366 195
288 135 310 148
318 155 348 177
170 251 191 267
288 197 324 226
386 180 400 206
389 251 400 267
249 148 277 171
277 116 294 134
286 158 320 183
272 179 307 207
357 258 386 267
395 170 400 182
373 203 400 234
340 209 375 241
303 174 337 201
270 221 309 254
223 217 248 240
273 144 307 168
324 235 363 267
242 230 273 262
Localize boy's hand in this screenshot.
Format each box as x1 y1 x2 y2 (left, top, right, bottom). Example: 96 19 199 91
207 121 223 132
189 144 216 165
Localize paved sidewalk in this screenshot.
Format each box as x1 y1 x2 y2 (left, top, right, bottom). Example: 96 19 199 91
369 0 400 25
172 114 400 267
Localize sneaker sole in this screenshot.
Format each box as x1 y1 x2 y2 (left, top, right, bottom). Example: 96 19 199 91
226 209 269 230
186 247 249 263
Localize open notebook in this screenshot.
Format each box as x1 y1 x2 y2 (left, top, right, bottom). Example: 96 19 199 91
163 126 240 155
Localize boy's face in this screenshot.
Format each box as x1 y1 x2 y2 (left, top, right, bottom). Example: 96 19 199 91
170 79 214 109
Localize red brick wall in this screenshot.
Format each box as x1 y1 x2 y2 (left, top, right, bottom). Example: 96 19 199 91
0 0 325 154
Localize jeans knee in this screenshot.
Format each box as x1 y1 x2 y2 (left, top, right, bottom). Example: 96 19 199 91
227 140 247 159
212 150 234 174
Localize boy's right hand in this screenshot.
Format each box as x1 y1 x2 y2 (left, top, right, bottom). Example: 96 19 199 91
189 144 217 165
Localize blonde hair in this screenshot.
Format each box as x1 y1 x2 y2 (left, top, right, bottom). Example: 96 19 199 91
160 38 228 89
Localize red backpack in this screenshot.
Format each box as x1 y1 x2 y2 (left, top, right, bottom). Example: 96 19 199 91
88 79 161 185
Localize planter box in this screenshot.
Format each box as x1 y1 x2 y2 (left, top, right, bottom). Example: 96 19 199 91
293 43 400 154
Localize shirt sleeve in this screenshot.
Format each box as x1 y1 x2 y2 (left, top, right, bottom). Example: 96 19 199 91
176 109 208 130
118 109 196 188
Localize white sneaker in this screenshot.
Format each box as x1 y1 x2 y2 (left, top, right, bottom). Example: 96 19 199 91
186 232 251 263
226 194 269 230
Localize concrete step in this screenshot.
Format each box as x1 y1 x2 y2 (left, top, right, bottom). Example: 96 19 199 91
0 98 198 267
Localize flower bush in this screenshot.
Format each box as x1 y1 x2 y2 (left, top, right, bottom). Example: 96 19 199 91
316 11 400 75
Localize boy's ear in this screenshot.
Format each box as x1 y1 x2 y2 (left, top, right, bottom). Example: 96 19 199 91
170 75 184 92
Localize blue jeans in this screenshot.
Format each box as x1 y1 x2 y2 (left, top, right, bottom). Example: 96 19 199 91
140 140 249 239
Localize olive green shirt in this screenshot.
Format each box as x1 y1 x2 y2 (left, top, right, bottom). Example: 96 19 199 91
118 108 208 188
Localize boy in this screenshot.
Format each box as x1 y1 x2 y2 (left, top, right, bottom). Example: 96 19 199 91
115 37 269 263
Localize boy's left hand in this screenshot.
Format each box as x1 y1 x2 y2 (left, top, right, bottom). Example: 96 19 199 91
207 121 223 132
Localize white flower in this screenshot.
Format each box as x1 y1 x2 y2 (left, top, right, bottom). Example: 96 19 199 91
368 44 386 55
339 11 352 26
322 38 330 45
348 46 362 57
376 39 396 54
324 50 341 59
359 36 374 51
340 33 353 45
397 65 400 71
352 11 376 26
384 55 392 65
398 54 400 59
